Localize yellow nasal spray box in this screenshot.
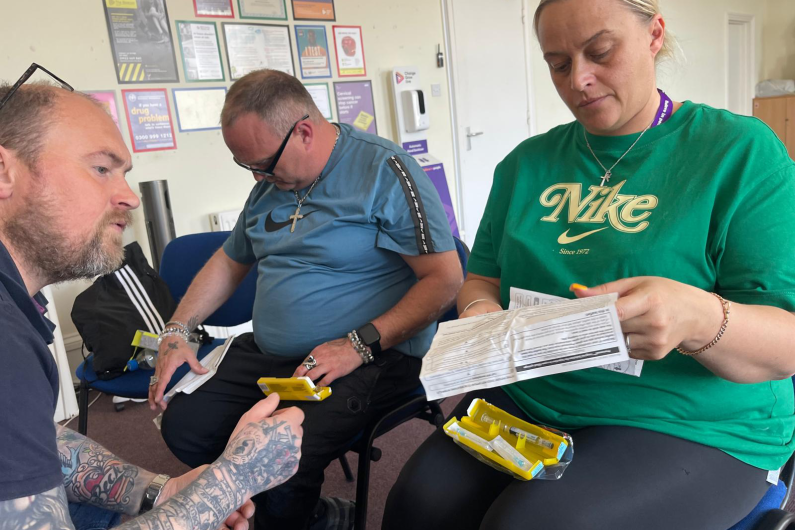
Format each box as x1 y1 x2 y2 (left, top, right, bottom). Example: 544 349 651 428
444 398 572 481
257 376 332 401
131 330 159 350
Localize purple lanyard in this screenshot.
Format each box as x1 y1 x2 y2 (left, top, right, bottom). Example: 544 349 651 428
652 89 673 128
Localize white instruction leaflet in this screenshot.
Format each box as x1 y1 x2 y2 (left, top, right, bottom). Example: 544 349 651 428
420 294 629 400
509 287 643 377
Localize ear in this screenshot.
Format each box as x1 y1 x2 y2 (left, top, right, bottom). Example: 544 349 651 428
0 145 17 200
295 120 315 151
649 14 666 59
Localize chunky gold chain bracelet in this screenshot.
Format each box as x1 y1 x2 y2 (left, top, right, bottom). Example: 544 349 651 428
676 293 731 356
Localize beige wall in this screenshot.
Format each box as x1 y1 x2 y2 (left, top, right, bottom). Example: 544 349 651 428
0 0 454 362
526 0 768 135
764 0 795 80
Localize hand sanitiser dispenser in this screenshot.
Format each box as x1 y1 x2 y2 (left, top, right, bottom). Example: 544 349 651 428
401 89 430 132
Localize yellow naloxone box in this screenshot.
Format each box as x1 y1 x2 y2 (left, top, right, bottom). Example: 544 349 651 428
444 398 568 481
257 376 332 401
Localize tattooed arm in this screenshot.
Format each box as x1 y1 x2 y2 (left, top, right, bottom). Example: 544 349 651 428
0 394 302 530
55 425 156 515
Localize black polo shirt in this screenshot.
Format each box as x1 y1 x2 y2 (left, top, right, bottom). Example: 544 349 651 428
0 238 62 500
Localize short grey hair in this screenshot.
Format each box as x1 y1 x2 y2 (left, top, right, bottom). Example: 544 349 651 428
534 0 679 64
221 69 324 135
0 82 108 169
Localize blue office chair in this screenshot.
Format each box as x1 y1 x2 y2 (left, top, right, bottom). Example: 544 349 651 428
339 236 470 530
74 232 256 435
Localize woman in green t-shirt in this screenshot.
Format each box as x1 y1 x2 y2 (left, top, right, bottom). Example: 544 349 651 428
384 0 795 528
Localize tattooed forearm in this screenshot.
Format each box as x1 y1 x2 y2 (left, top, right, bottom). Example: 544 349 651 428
116 417 300 530
56 425 156 515
0 486 74 530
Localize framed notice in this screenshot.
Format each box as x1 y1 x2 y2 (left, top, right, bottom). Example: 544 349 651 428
193 0 234 17
332 25 366 77
122 89 176 152
304 83 332 120
173 87 227 132
238 0 287 20
222 23 295 80
102 0 179 83
291 0 335 21
86 91 122 132
176 21 225 82
334 80 376 135
295 25 331 79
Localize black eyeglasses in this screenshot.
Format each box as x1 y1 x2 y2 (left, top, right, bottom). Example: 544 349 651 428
234 114 310 177
0 63 74 112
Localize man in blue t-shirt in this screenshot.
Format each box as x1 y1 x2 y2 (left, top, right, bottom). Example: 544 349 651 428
151 69 463 529
0 73 303 529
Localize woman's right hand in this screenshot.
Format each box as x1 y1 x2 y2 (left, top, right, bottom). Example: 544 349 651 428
459 299 503 319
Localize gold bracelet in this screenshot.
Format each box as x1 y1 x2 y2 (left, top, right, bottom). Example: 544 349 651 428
676 293 731 356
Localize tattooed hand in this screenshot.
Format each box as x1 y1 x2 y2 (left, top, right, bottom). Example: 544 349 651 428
217 393 304 498
149 319 208 411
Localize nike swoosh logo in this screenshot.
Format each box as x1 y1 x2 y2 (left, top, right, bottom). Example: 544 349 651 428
264 210 318 232
557 227 609 244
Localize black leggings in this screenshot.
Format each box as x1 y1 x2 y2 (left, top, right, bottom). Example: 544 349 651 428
383 387 771 530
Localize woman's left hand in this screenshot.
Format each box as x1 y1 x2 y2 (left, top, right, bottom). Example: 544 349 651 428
573 277 724 360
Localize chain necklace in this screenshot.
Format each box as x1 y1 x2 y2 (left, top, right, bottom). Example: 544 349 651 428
288 123 340 233
583 119 652 187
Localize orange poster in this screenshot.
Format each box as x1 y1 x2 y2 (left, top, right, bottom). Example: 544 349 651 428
291 0 335 21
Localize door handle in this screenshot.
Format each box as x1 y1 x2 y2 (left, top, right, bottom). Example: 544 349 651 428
465 127 484 150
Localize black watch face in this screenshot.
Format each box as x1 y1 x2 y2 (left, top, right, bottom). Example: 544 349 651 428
358 323 380 345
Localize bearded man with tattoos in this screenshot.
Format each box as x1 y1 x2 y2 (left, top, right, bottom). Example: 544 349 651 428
0 68 304 530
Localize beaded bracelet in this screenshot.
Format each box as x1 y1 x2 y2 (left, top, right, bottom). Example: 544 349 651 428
348 331 374 365
676 293 731 356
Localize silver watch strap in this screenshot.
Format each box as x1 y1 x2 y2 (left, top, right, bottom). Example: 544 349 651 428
139 473 170 514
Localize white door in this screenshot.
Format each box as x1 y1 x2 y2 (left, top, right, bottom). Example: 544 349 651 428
444 0 532 247
726 14 755 116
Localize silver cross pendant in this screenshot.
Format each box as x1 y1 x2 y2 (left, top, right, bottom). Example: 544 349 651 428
600 170 612 187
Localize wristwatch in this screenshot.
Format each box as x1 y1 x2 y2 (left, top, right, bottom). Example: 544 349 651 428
139 474 170 514
356 323 382 355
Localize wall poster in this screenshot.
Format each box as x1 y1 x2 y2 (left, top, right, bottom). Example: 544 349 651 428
102 0 179 83
332 25 366 77
222 23 295 80
334 80 377 135
122 88 177 152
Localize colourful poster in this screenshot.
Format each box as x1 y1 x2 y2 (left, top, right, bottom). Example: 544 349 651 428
291 0 335 21
413 154 460 238
332 25 366 77
295 25 331 79
86 91 122 132
176 21 225 82
102 0 179 83
193 0 234 17
122 89 177 152
334 81 376 135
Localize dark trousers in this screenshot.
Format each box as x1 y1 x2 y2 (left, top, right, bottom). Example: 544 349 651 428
383 386 772 530
161 333 421 530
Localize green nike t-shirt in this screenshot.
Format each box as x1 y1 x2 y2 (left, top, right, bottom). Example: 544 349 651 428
468 101 795 470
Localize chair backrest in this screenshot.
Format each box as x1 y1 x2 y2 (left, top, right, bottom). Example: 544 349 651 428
159 232 257 327
438 237 470 324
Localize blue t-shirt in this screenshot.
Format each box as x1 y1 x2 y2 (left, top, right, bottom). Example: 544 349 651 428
224 123 455 358
0 239 62 500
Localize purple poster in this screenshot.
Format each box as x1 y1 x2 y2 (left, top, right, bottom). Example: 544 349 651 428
414 154 459 238
121 89 177 153
333 80 377 135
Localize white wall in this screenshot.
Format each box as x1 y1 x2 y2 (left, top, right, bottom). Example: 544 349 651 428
0 0 455 373
525 0 768 135
763 0 795 80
